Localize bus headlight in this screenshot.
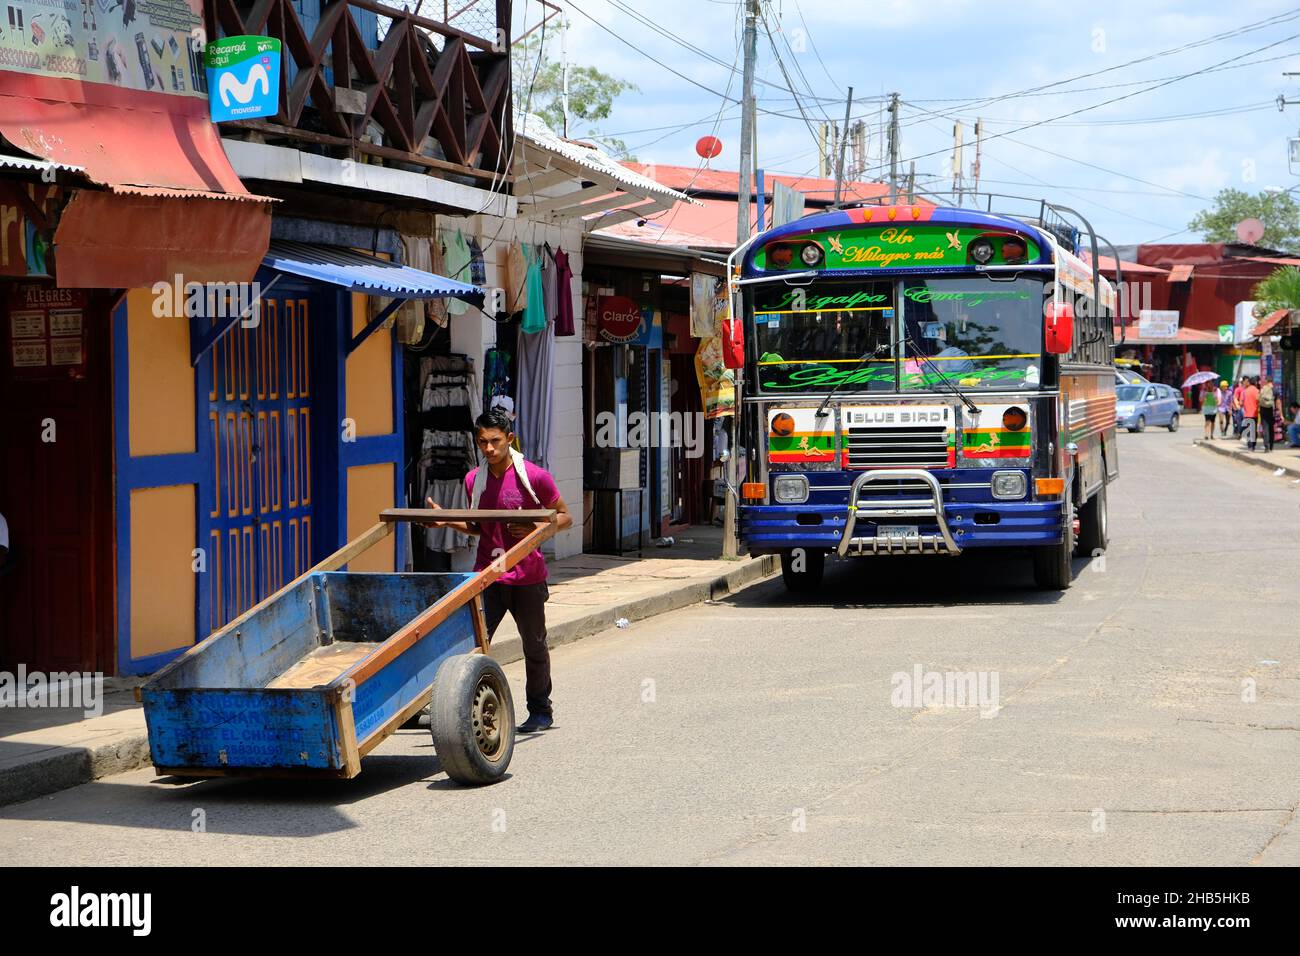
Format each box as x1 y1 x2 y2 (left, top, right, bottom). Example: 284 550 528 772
991 471 1026 500
773 475 809 503
969 238 995 264
800 243 824 267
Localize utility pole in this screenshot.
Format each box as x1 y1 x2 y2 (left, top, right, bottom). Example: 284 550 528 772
907 161 916 204
560 16 570 136
726 0 759 560
972 119 983 200
886 92 900 202
833 87 854 205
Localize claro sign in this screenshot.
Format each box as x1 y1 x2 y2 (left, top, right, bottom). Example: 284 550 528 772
597 295 646 344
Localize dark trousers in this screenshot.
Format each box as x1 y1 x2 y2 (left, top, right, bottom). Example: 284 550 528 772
482 581 552 717
1260 408 1275 451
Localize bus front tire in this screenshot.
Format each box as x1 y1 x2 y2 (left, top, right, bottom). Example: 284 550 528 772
780 548 825 593
1075 483 1108 557
1032 500 1075 590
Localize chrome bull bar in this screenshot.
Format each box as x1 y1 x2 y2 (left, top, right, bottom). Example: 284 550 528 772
837 469 963 557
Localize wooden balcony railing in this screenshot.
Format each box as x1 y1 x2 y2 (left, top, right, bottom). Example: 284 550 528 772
207 0 512 184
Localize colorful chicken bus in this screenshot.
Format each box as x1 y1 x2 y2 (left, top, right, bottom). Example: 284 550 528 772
726 203 1119 591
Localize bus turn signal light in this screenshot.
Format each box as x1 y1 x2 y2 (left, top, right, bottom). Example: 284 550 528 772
1035 478 1065 496
742 482 766 501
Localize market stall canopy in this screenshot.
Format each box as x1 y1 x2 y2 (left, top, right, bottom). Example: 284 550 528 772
512 114 697 229
262 241 486 305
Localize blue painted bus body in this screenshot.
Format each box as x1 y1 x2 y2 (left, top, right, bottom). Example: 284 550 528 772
141 572 479 774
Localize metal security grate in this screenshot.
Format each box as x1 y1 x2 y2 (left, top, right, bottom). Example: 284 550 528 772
845 426 949 469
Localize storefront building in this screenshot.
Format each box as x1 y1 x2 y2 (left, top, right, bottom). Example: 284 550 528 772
1 0 512 675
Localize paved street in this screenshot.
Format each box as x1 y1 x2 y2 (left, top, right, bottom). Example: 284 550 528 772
1 428 1297 866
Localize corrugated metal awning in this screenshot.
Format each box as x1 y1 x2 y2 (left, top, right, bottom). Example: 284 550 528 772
1251 308 1291 338
1167 263 1194 282
262 241 486 306
0 153 83 176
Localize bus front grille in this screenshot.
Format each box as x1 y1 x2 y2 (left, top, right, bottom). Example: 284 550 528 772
845 426 950 469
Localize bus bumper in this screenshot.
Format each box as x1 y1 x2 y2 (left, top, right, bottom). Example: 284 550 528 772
738 500 1065 555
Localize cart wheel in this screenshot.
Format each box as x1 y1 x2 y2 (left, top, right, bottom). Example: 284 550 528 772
429 653 515 785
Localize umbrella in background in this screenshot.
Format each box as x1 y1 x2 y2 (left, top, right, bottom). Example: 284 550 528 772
1181 370 1218 389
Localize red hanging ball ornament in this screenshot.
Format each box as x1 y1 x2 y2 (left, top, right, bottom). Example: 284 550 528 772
695 136 723 159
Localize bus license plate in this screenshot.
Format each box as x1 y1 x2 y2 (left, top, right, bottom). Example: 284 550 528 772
877 525 918 537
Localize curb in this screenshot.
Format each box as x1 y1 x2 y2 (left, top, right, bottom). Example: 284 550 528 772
0 732 152 809
0 555 778 808
489 554 779 664
1194 439 1300 480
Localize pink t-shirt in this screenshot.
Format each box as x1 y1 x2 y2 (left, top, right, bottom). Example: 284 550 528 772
464 460 559 586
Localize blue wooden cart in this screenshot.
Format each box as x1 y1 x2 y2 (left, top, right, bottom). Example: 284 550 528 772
139 509 556 786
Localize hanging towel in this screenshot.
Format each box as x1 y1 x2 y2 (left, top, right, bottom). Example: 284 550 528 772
516 320 554 470
554 247 575 336
469 449 539 509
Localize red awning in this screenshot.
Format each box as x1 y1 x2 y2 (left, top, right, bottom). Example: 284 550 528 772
1167 264 1194 282
0 73 271 287
0 73 257 197
53 190 271 288
1250 308 1291 338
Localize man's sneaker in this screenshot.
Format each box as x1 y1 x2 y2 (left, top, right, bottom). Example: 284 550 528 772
517 712 554 733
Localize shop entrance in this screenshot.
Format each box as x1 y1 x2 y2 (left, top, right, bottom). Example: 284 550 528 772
0 286 114 673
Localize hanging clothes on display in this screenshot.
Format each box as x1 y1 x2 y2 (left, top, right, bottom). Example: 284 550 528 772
553 247 576 336
521 245 547 334
691 272 717 338
506 241 529 314
467 236 487 286
541 244 558 323
516 319 554 471
414 355 480 554
427 231 450 328
482 345 512 414
443 228 473 316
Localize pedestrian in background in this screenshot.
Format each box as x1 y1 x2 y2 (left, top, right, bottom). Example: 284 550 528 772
1216 379 1232 438
1241 376 1261 451
1285 402 1300 448
1230 377 1244 436
1258 377 1276 452
1200 384 1218 440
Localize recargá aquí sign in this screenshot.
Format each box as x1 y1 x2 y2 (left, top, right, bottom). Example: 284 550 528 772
205 36 281 122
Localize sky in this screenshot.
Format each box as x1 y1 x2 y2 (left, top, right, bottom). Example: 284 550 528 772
509 0 1300 246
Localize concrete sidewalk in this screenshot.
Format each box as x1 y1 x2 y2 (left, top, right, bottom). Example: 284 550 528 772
1194 436 1300 480
0 527 774 807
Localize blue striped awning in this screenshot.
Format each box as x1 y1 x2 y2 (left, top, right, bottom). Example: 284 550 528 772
262 240 485 306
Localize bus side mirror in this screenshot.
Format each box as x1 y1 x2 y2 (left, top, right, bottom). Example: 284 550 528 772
1045 301 1074 354
722 317 744 369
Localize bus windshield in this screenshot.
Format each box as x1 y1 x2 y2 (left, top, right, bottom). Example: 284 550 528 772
750 275 1047 394
901 275 1046 391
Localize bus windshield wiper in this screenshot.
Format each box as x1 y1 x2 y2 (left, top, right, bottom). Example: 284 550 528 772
903 333 980 415
814 346 886 419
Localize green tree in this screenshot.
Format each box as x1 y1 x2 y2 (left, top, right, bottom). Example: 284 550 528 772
1252 265 1300 313
512 24 638 158
1187 188 1300 250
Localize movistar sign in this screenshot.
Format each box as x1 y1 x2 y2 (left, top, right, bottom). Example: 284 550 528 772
206 36 282 123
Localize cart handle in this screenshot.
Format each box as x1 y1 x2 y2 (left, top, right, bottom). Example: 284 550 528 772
380 509 557 524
